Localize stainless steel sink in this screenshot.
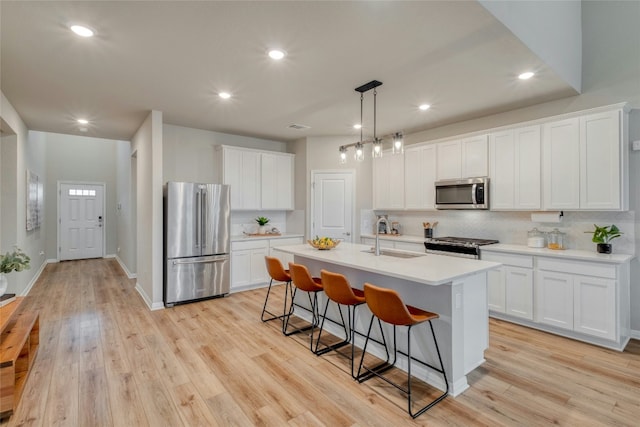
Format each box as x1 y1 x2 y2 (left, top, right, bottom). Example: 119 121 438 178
361 249 426 259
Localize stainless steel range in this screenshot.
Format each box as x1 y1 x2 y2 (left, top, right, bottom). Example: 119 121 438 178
424 236 499 259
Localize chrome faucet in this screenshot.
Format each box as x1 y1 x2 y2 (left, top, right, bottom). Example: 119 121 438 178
375 217 389 256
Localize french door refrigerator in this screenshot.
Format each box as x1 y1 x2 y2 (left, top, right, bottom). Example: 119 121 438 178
164 182 231 306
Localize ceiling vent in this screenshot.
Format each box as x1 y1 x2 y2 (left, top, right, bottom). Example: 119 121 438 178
288 124 310 130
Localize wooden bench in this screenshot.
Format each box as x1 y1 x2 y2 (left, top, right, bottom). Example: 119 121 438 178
0 297 39 419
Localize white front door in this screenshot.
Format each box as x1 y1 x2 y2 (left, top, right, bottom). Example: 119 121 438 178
59 183 105 261
311 171 354 242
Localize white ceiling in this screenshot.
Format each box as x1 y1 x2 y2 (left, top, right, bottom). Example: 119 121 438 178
1 1 578 142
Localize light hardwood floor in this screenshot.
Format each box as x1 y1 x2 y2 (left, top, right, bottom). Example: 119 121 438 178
2 258 640 426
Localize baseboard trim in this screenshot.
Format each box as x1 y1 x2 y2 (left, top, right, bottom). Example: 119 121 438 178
113 255 137 279
20 258 51 296
630 329 640 340
135 282 164 311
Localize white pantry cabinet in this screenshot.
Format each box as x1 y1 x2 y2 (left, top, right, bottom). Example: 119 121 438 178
217 146 295 211
372 151 405 210
543 108 626 211
404 144 436 210
489 125 541 210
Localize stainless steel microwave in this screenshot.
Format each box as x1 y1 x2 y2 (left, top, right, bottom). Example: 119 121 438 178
435 177 489 210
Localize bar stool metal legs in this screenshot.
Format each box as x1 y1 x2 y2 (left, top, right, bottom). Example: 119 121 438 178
262 257 293 328
357 282 449 418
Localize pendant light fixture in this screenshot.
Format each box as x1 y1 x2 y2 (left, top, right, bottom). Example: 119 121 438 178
338 79 404 163
392 132 404 154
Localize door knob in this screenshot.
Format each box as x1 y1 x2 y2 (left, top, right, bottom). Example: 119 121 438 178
343 232 351 236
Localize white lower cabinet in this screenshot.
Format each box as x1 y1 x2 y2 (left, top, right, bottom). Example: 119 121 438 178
535 270 574 330
231 237 303 291
484 249 628 349
573 275 616 340
484 253 533 320
231 240 269 291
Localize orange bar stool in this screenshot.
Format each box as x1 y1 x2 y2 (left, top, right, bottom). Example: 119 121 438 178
357 282 448 418
317 269 366 378
284 262 324 353
262 256 292 327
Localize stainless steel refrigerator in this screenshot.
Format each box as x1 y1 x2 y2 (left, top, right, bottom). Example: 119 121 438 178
164 182 231 306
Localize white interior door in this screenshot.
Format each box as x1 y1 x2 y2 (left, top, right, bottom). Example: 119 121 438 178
311 171 354 242
59 182 104 261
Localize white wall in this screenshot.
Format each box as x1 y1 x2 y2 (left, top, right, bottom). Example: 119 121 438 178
116 140 135 277
480 0 582 92
131 110 164 310
628 110 640 332
162 123 287 184
302 136 373 242
0 92 46 295
33 131 121 258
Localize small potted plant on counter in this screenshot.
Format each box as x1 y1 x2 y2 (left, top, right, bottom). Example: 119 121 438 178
585 224 622 254
255 216 270 234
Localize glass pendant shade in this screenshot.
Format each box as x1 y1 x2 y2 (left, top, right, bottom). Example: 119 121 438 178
354 142 365 162
392 132 404 154
372 139 383 158
339 146 347 164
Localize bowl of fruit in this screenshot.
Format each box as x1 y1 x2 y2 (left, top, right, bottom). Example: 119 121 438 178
308 236 340 250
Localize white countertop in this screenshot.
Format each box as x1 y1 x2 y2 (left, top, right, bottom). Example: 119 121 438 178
231 233 304 242
360 233 425 244
481 243 634 264
274 242 500 286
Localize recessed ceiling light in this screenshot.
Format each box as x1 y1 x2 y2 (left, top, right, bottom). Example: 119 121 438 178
419 104 431 111
268 49 286 60
77 118 89 124
219 92 231 99
518 71 535 80
353 124 362 129
70 25 94 37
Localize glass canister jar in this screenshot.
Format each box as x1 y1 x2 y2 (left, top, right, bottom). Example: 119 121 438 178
547 228 566 250
527 228 546 248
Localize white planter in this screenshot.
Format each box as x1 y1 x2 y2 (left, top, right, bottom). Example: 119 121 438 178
0 273 8 296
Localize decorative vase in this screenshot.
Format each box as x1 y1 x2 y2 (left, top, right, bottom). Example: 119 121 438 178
0 273 7 296
597 243 612 254
258 225 266 234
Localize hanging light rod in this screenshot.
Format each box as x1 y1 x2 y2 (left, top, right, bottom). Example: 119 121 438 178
354 80 383 93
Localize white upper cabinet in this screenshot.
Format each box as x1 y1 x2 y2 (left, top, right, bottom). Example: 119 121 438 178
404 144 436 210
261 152 294 210
489 125 541 210
436 140 462 180
436 135 488 181
221 146 261 210
543 108 626 211
217 146 294 211
543 118 581 210
580 110 622 210
373 151 405 210
461 135 488 178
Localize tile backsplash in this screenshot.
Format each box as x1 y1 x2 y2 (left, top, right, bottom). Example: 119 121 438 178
362 209 636 255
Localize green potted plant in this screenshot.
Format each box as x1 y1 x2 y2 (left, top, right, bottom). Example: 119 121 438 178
585 224 622 254
0 247 31 296
255 216 270 234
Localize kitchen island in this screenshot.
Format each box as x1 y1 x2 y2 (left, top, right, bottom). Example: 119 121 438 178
274 242 501 396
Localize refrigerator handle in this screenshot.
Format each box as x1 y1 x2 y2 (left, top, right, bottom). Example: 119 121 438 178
201 189 207 250
172 257 227 266
195 190 201 248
